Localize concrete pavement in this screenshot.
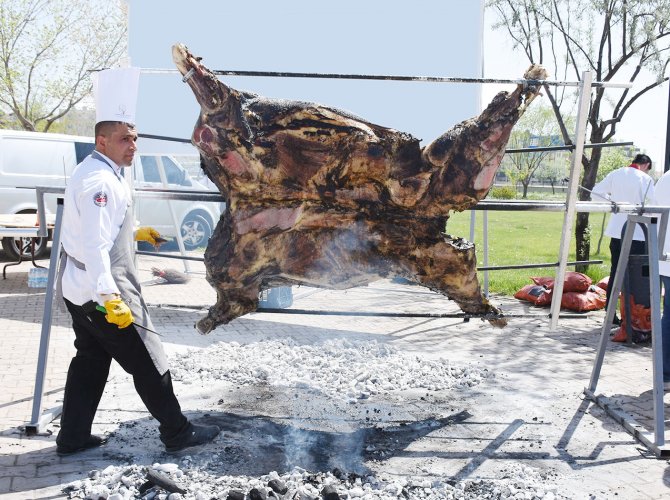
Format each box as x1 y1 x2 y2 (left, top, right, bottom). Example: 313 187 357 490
1 251 670 499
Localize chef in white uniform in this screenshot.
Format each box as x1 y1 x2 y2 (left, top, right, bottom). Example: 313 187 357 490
55 67 220 456
592 153 655 323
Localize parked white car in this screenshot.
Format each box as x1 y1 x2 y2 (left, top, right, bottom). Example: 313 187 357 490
0 129 222 258
0 130 94 259
132 154 223 250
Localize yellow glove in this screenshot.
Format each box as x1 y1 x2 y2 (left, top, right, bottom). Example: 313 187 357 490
135 226 161 246
103 297 134 329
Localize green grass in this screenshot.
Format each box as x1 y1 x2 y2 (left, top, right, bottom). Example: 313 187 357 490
446 210 612 296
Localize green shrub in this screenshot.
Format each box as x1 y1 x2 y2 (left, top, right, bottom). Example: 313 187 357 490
488 186 517 199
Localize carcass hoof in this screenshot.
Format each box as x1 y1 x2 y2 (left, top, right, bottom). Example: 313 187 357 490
484 306 507 328
487 315 508 328
195 316 216 335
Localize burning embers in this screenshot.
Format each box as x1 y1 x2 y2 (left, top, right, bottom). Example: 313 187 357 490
172 43 547 334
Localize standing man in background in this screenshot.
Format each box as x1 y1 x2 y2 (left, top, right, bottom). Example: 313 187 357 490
592 153 655 325
55 68 220 455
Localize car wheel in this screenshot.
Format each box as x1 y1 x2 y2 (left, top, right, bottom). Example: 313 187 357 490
2 235 49 261
180 213 212 250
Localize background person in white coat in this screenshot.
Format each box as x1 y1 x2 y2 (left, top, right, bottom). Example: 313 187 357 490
592 153 655 325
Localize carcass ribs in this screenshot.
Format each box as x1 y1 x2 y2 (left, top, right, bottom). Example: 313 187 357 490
172 44 547 334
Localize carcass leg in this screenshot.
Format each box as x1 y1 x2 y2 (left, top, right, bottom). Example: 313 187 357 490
196 283 261 335
403 235 506 328
196 220 265 334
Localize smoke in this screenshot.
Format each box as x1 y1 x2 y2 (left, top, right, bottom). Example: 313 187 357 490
277 369 373 475
282 424 367 474
305 223 392 285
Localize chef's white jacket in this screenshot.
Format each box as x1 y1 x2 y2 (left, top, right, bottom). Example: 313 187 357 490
591 166 655 241
61 152 132 306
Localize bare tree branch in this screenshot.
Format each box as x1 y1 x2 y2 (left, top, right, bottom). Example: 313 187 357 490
0 0 127 131
488 0 670 265
604 77 668 128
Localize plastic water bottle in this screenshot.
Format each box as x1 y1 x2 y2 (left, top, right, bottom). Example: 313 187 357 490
37 268 48 288
27 267 49 288
27 268 38 288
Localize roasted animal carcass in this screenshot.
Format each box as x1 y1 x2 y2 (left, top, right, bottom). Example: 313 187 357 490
172 44 547 334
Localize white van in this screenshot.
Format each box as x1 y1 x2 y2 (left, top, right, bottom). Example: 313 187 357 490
0 130 222 258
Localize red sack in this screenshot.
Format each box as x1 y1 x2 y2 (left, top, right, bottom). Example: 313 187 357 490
530 276 554 288
514 285 552 306
620 295 651 333
595 276 609 292
560 287 606 312
612 296 652 343
531 272 592 293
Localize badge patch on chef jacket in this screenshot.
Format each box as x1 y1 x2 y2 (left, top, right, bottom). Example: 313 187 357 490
93 191 108 207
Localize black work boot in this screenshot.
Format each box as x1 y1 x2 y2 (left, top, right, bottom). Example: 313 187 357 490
165 423 220 453
56 434 108 456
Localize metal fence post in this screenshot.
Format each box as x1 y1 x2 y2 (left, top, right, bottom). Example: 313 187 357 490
26 198 64 435
549 71 593 330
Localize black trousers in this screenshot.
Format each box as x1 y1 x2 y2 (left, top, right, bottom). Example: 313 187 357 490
57 299 189 449
607 238 647 307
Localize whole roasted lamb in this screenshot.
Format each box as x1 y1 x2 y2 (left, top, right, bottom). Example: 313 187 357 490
172 44 547 334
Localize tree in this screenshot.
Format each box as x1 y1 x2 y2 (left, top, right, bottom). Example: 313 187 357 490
48 106 96 136
487 0 670 270
595 144 636 182
0 0 127 132
538 152 570 194
502 104 566 198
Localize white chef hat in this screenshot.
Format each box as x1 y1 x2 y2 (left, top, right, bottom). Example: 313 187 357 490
93 67 141 125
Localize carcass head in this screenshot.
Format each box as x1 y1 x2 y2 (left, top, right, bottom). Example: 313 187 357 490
173 43 252 188
173 43 228 112
472 64 548 196
422 64 548 209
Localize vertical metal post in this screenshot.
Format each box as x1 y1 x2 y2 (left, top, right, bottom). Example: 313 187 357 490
646 216 664 446
27 198 64 433
155 159 192 273
587 217 636 393
129 158 139 270
549 71 593 330
483 210 489 297
585 213 668 450
469 210 476 242
470 209 490 298
665 81 670 173
476 0 485 296
136 157 193 273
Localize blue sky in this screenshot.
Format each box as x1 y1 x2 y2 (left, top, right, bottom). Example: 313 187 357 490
127 0 667 171
128 0 484 153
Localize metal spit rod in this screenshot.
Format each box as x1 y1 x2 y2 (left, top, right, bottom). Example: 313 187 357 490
254 308 587 320
140 67 632 88
148 302 588 320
